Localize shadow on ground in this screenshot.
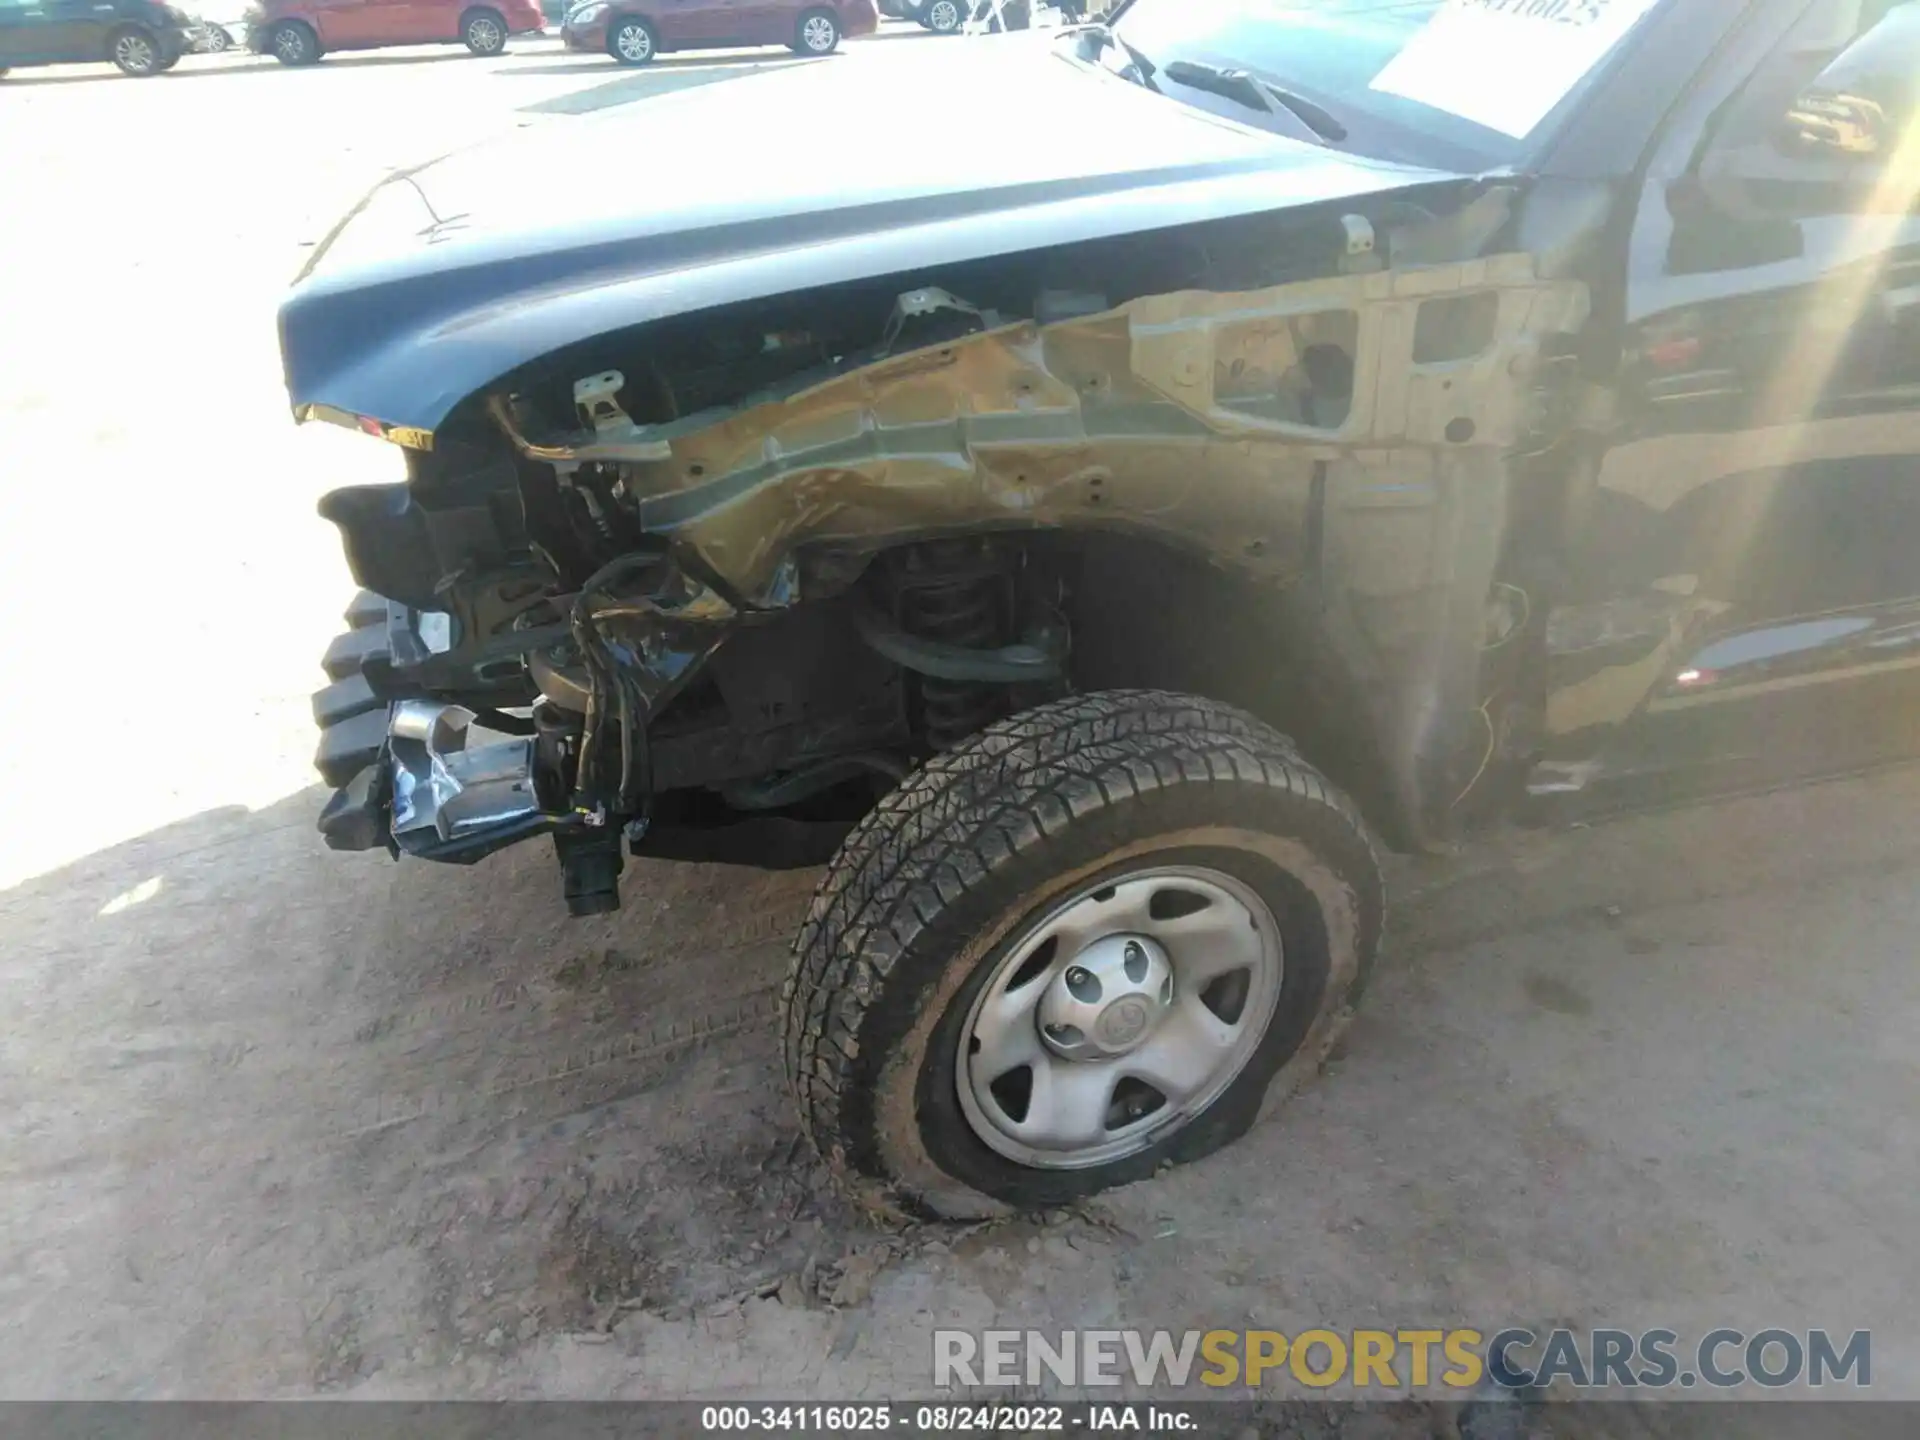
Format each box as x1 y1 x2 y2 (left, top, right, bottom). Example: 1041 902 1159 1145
514 54 822 112
505 50 822 77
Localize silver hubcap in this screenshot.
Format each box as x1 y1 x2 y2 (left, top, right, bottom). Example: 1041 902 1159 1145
929 0 958 27
117 33 155 68
958 865 1283 1169
802 15 834 48
469 16 500 46
274 28 303 58
616 24 649 58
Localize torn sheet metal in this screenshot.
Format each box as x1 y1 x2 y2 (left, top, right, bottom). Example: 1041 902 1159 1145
508 254 1589 611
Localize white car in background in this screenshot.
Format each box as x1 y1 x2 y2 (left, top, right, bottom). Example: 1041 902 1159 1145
190 12 244 47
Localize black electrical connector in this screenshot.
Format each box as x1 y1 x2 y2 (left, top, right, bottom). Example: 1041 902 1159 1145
554 827 625 917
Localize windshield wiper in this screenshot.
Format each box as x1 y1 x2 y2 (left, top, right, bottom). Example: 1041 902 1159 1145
1162 59 1348 144
1075 24 1159 89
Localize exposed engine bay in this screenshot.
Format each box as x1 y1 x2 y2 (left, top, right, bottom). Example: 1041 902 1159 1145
311 197 1587 916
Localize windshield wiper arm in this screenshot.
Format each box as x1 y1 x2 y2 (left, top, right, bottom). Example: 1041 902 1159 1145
1162 59 1348 143
1076 24 1159 89
1110 32 1157 82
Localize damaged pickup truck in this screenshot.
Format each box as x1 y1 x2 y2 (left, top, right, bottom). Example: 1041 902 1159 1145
281 0 1920 1217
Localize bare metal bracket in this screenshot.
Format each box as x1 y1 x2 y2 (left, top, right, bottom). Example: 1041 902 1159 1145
574 370 632 434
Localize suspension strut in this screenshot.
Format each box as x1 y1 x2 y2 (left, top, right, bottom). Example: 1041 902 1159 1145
895 542 1012 751
908 584 1006 750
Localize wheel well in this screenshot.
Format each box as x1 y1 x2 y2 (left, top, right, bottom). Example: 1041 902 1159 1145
1057 532 1387 826
765 530 1395 845
632 529 1401 848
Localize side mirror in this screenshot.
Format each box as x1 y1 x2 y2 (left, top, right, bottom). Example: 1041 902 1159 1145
1780 4 1919 163
1785 91 1894 160
1695 5 1920 220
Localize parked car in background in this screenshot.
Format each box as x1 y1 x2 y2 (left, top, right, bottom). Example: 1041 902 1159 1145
883 0 1089 32
876 0 963 35
563 0 875 64
0 0 200 75
191 13 239 48
243 0 541 63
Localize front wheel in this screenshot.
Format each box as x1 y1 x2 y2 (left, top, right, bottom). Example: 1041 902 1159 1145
791 7 839 54
109 26 164 74
921 0 962 33
203 23 233 51
782 690 1385 1220
461 6 506 54
607 15 655 64
268 19 318 63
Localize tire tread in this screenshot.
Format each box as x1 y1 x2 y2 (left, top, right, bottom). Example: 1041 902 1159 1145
780 691 1381 1213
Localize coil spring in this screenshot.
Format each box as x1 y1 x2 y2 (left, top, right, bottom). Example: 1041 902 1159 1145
569 470 620 548
905 575 1006 751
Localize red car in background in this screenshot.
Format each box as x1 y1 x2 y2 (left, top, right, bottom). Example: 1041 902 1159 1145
563 0 875 64
245 0 544 62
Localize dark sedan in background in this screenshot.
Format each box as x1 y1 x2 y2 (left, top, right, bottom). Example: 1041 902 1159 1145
562 0 875 63
0 0 200 74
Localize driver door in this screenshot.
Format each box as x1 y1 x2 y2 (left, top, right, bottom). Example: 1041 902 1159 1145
651 0 730 44
0 0 110 62
1554 0 1920 807
312 0 429 47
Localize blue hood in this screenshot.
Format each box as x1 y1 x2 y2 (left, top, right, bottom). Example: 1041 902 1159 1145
279 35 1457 436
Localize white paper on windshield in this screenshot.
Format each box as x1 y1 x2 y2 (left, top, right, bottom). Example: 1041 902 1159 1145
1368 0 1664 140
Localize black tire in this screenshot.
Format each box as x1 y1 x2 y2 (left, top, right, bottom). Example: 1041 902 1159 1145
606 15 656 64
921 0 963 33
791 6 839 54
154 47 181 69
204 23 233 51
782 690 1385 1220
109 25 165 74
460 6 507 54
268 19 318 63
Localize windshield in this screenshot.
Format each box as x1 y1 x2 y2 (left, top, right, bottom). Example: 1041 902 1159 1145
1111 0 1670 170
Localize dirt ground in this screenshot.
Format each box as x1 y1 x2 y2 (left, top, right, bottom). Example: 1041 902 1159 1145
2 30 1917 1411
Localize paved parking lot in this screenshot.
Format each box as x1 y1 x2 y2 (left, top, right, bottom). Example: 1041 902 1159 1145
2 25 1918 1408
